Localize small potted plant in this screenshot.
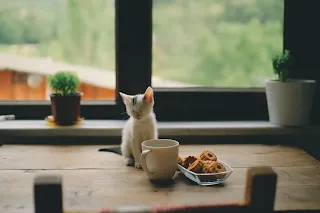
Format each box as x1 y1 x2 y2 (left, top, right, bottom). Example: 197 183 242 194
266 50 316 126
47 71 82 125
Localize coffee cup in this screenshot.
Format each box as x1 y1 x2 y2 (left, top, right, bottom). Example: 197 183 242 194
140 139 179 181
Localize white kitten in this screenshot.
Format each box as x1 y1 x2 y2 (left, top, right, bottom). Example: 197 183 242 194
119 87 158 169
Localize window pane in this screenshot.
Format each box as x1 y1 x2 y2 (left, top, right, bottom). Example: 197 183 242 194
152 0 284 88
0 0 115 100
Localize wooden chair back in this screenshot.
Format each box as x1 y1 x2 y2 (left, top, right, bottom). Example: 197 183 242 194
33 166 277 213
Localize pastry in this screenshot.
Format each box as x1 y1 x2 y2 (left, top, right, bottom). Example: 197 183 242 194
199 150 217 161
183 156 197 168
202 161 218 173
187 159 203 173
178 156 184 166
215 162 226 178
201 160 213 165
178 150 226 176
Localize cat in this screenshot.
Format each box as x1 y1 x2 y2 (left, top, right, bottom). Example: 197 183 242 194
119 86 158 169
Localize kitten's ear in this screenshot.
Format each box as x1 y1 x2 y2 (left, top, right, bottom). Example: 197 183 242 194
119 92 132 105
144 86 154 103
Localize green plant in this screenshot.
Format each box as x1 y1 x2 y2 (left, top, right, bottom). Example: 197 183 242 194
47 71 80 96
272 49 294 82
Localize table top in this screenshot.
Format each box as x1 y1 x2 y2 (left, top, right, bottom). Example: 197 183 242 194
0 144 319 213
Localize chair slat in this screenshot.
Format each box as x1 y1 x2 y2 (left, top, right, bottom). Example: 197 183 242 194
34 175 63 213
244 166 277 212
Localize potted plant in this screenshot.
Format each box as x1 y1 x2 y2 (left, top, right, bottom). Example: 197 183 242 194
266 50 316 126
47 71 82 125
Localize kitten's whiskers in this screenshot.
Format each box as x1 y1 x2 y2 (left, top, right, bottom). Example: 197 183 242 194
122 115 129 120
120 111 129 120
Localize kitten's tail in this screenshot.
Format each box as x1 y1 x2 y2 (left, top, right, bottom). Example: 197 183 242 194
98 146 122 155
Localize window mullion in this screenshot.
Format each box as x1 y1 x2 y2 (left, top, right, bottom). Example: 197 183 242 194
116 0 152 102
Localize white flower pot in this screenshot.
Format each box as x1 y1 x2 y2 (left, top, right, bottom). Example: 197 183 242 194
265 79 316 126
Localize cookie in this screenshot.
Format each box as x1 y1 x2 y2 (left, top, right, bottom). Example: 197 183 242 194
178 156 184 166
199 150 217 161
183 156 197 168
202 161 218 173
201 160 213 165
188 159 203 173
214 162 226 178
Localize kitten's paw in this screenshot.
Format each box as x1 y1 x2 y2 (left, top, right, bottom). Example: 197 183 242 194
124 157 134 166
134 162 142 169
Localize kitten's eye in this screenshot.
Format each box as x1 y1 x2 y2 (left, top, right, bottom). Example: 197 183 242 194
132 96 137 106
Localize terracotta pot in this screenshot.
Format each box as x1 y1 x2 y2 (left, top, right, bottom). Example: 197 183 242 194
50 92 82 125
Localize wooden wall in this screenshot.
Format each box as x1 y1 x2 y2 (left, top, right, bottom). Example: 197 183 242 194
0 70 12 100
0 70 115 100
79 82 115 100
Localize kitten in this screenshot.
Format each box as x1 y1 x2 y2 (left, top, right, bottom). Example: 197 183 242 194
119 86 158 169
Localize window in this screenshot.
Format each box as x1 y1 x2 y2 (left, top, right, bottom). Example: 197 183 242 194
0 0 119 119
152 0 284 88
0 0 115 101
0 0 319 122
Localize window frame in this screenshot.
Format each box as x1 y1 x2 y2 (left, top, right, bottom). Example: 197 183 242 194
1 0 319 123
0 0 152 120
148 0 319 122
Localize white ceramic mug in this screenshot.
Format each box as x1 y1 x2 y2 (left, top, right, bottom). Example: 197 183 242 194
140 139 179 181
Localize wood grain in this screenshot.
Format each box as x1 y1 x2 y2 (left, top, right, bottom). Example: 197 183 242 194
0 169 319 213
0 144 318 169
0 144 319 213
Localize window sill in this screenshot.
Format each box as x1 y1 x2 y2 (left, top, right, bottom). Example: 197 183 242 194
0 120 319 137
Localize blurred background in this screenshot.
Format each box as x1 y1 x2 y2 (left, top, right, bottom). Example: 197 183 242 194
0 0 284 100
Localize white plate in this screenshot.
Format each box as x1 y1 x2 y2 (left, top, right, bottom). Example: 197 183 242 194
177 160 233 186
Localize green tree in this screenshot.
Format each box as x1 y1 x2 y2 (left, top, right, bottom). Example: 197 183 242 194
153 0 284 87
57 0 114 70
0 0 57 44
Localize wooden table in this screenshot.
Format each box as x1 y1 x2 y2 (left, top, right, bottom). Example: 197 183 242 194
0 144 319 213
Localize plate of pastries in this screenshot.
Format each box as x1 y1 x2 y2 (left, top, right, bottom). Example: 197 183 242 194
177 150 233 186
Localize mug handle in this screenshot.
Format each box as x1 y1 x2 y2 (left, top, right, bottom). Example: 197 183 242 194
140 149 153 175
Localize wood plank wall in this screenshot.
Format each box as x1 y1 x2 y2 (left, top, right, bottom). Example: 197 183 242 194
0 70 115 100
